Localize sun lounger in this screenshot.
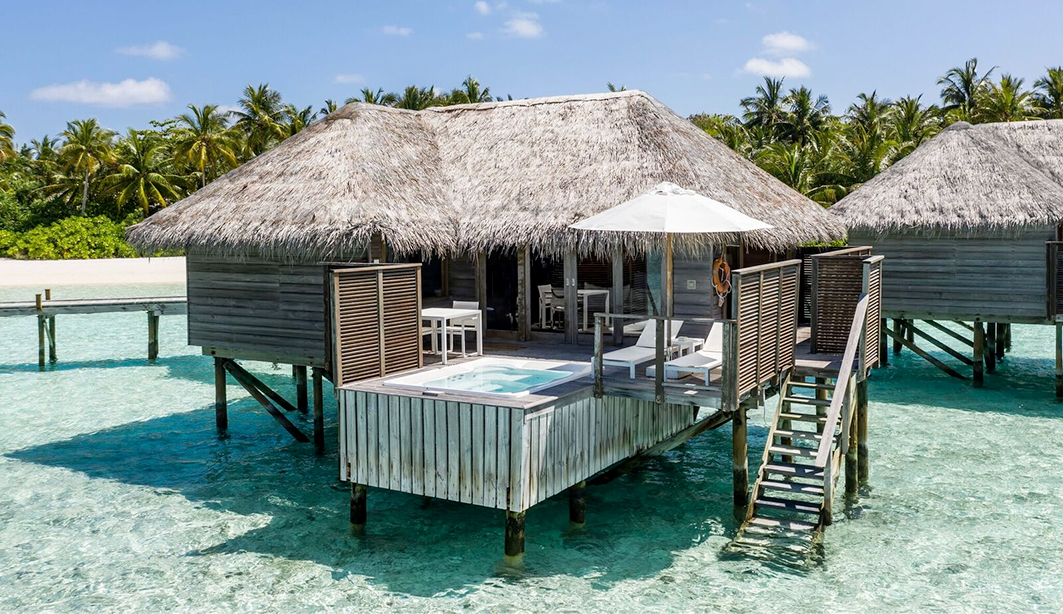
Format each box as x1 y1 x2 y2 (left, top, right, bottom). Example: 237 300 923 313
601 319 684 378
646 321 724 385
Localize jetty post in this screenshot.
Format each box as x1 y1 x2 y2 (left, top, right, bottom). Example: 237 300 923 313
505 511 526 561
857 378 869 484
45 289 56 363
312 367 325 453
350 483 367 532
569 480 587 527
35 293 45 370
1056 323 1062 402
294 365 309 414
973 320 985 387
732 399 752 515
214 357 228 432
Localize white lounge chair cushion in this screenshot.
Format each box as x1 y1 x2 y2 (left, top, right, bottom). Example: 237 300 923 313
602 346 656 365
666 351 723 370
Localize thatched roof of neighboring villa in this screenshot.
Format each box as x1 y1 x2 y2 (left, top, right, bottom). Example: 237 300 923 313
128 90 844 261
831 119 1063 236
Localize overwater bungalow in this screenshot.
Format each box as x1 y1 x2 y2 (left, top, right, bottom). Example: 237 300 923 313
127 90 878 559
830 119 1063 396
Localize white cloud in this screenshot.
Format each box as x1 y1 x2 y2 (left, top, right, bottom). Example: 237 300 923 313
762 31 815 56
503 12 543 38
30 78 172 107
527 0 559 3
382 25 413 36
334 74 365 84
475 1 491 14
115 40 185 61
467 32 484 40
741 57 812 78
216 104 242 117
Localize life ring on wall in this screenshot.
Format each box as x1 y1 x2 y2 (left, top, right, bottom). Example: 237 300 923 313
712 257 732 296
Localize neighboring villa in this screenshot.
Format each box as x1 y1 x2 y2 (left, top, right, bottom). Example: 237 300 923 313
128 90 874 560
831 119 1063 396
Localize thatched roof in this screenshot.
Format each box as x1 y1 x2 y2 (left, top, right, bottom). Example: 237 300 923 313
831 119 1063 235
128 90 843 260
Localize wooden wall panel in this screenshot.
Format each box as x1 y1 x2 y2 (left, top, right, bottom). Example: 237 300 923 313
851 228 1053 321
187 255 326 362
337 390 696 513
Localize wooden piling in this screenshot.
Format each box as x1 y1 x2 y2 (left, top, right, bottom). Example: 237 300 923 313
905 319 914 345
973 321 985 387
845 392 859 499
504 510 526 560
35 293 45 370
892 318 903 354
732 402 750 513
294 365 309 414
985 323 997 373
1005 323 1012 351
879 318 888 366
312 367 325 453
569 480 586 527
45 289 56 363
995 323 1006 362
350 483 367 530
1056 323 1062 402
857 379 869 484
214 357 228 432
147 310 160 361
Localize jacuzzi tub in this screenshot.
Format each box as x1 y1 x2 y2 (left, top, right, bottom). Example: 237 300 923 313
382 357 590 399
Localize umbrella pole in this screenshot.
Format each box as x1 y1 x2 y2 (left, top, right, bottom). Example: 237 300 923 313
664 233 674 355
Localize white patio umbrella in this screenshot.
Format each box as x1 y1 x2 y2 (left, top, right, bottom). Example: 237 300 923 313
569 182 772 318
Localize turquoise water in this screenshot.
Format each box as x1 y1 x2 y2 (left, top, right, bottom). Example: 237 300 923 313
422 364 569 395
1 284 1062 612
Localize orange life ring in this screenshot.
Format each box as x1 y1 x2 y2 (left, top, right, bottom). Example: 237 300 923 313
712 258 732 296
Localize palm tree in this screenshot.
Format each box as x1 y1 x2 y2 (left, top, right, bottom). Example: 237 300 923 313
1033 67 1063 119
58 118 116 214
281 105 317 137
0 111 15 164
320 99 339 117
889 95 941 161
232 84 286 157
606 82 627 92
449 76 493 104
938 58 995 122
349 87 398 106
104 130 184 215
741 77 787 138
394 85 439 110
977 74 1039 123
848 91 893 134
778 86 831 146
172 104 240 188
690 114 752 158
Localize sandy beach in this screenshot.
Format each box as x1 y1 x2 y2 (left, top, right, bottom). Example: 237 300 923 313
0 257 186 288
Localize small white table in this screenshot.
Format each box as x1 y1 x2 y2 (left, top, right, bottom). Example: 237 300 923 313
421 308 483 364
578 289 611 332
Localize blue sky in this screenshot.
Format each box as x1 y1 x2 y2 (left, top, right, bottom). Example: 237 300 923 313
3 0 1062 141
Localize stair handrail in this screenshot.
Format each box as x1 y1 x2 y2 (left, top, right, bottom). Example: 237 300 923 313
814 293 869 468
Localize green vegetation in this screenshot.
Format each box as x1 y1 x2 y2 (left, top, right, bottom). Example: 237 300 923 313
0 62 1058 259
692 58 1063 205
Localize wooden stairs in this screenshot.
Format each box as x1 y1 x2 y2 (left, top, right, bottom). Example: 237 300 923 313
727 368 846 560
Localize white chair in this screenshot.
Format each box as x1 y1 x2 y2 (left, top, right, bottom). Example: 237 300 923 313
647 321 724 385
447 301 480 356
537 284 557 329
601 319 684 378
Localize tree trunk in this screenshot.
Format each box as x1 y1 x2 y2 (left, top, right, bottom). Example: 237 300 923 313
80 169 90 215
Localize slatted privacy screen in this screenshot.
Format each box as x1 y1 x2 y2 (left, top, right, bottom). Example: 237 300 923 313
811 247 873 354
731 260 801 398
331 264 422 387
1049 242 1063 317
862 256 884 372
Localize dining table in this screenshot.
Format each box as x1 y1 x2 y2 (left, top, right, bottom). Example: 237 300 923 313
421 307 483 364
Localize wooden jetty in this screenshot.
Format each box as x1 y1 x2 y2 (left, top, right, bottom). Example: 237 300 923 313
0 289 187 368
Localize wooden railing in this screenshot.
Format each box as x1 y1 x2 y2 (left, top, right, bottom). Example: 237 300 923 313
329 263 422 387
810 246 872 354
1048 242 1063 318
815 293 868 474
591 259 801 410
